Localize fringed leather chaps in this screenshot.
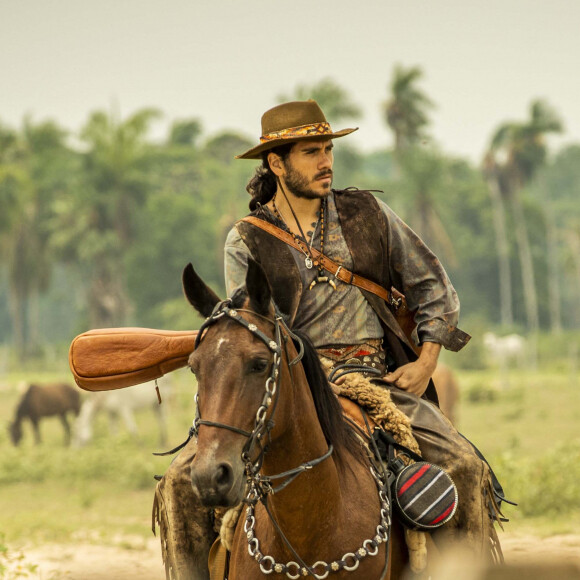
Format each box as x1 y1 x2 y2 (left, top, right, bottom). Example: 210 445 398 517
377 381 503 562
152 437 216 580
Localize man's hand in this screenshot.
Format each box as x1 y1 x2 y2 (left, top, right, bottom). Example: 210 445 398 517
382 342 441 397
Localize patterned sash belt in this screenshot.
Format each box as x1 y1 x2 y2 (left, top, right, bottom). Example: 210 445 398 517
317 339 388 375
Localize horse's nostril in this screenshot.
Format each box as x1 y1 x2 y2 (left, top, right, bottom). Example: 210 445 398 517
214 463 233 488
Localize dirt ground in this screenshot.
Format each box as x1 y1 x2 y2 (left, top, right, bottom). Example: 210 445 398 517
15 532 580 579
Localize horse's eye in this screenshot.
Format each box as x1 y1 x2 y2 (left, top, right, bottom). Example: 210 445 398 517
249 359 269 374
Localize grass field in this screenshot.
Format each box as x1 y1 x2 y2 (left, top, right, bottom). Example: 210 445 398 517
453 367 580 535
1 357 579 573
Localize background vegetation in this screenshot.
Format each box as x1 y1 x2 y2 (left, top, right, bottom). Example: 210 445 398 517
1 70 579 573
1 72 580 361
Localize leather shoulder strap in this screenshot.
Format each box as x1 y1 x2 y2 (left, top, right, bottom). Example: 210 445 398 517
240 216 394 304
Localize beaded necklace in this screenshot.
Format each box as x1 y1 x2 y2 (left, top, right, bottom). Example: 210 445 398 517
271 198 322 271
271 183 335 291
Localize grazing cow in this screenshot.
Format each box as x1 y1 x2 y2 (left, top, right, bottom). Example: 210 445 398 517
73 378 171 447
483 332 527 389
483 332 527 367
432 363 460 426
8 382 81 446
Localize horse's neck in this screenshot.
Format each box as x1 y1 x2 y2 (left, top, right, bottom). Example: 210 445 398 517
260 368 343 529
15 398 29 421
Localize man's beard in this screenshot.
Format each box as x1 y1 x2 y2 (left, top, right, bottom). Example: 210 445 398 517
283 163 333 200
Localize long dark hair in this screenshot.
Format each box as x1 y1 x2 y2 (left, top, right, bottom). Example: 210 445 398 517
246 143 293 211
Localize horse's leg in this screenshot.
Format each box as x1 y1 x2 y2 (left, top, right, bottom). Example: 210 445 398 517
60 413 71 446
31 417 41 445
387 519 409 580
153 437 216 580
73 398 96 446
108 409 120 436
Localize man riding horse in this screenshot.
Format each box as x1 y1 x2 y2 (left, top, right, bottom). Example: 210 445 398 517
154 99 505 578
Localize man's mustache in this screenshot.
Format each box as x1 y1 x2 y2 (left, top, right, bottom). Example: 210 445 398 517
314 170 333 180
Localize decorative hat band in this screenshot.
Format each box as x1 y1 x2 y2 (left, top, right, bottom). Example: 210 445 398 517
259 122 333 143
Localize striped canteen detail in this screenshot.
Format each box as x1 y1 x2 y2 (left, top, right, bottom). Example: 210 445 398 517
394 462 458 529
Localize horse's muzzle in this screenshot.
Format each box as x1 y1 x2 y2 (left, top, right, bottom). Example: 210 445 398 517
190 459 245 507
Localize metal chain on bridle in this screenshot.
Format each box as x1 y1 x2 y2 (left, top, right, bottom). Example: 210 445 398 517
178 299 391 579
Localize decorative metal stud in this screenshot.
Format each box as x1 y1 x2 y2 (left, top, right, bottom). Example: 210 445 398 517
229 309 238 317
268 340 277 351
248 323 257 332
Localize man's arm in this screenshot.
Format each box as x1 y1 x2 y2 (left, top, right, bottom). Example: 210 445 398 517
382 341 441 396
224 226 251 295
377 198 470 353
376 199 469 396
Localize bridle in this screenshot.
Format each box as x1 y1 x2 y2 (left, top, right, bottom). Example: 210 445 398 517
191 299 332 482
171 298 391 579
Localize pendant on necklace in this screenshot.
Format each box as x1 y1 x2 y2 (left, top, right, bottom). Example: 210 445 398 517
309 276 337 291
305 257 313 269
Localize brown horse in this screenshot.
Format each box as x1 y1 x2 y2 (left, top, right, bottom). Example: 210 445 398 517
8 382 81 446
182 260 410 579
432 363 460 427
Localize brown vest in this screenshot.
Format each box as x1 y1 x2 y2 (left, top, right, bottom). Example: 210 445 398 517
235 188 437 401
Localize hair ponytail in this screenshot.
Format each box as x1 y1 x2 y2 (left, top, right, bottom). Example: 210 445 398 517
246 143 293 211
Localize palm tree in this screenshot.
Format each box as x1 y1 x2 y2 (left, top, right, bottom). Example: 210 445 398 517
384 65 434 153
482 152 514 327
485 100 563 336
0 118 71 358
52 106 161 328
382 65 457 264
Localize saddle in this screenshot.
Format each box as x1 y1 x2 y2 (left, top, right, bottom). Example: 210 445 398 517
338 395 378 437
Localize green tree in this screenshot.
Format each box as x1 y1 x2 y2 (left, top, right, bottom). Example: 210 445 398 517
384 65 434 153
486 100 563 337
534 145 580 327
0 118 73 358
482 151 514 328
51 107 161 328
125 124 255 329
395 147 458 267
382 67 456 267
202 131 254 165
168 119 203 147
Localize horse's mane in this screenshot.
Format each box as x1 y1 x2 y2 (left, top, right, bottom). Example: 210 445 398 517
290 330 364 469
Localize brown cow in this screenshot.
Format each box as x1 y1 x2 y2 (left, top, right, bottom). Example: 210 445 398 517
8 383 81 446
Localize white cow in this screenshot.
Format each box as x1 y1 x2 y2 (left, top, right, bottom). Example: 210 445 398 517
73 377 172 447
483 332 527 388
483 332 527 366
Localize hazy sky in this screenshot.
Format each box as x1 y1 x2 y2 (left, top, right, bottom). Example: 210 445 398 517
2 0 579 162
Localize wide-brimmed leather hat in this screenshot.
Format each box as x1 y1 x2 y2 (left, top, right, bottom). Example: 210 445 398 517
235 99 358 160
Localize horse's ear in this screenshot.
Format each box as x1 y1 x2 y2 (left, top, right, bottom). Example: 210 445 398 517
182 263 221 318
245 259 272 317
